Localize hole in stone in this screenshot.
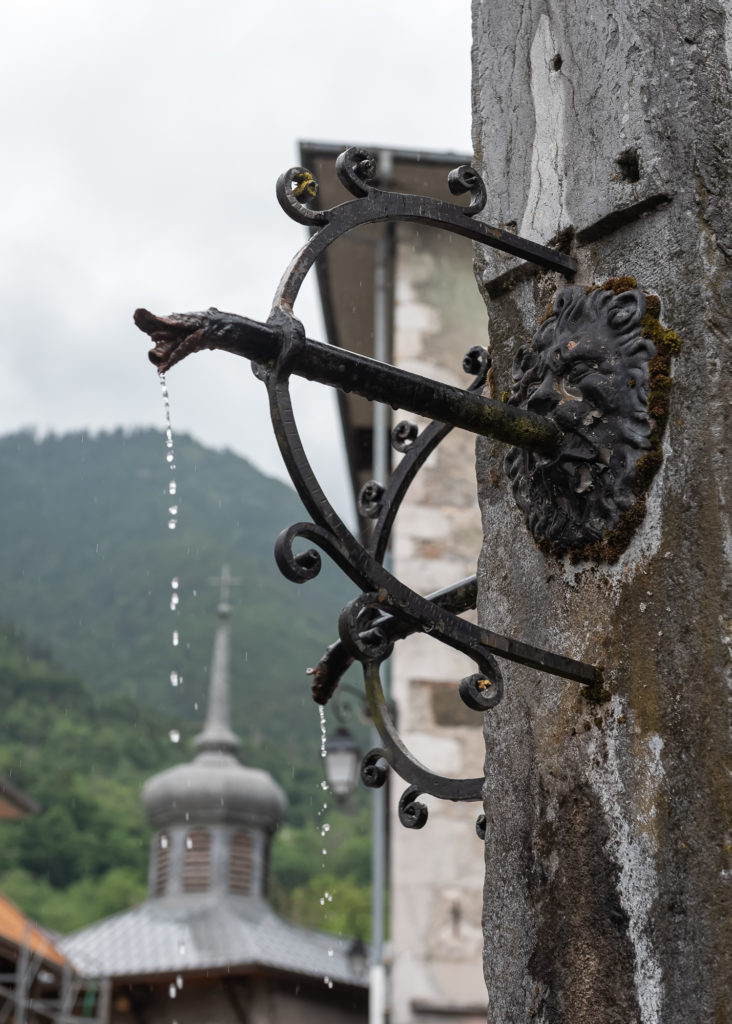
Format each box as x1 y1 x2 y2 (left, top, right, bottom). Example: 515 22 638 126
551 53 563 71
616 148 641 182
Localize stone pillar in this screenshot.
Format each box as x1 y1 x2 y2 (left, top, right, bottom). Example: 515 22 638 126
471 3 731 1022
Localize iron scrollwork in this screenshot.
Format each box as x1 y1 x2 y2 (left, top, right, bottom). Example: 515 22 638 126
135 147 607 834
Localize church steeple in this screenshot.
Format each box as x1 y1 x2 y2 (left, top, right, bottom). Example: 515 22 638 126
194 565 240 756
141 567 286 901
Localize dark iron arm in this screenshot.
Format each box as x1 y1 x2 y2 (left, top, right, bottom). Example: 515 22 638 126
134 308 562 455
311 575 478 704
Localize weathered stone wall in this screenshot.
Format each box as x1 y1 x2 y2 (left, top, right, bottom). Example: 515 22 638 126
390 223 488 1023
471 3 731 1021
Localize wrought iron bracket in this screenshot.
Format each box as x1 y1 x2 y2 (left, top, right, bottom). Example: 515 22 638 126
135 147 606 834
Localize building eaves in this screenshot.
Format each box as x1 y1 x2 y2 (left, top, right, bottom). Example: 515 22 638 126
60 895 367 990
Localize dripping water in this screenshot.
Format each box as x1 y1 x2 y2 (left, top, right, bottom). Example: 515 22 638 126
160 373 183 749
160 374 179 531
317 706 335 985
160 379 190 1013
319 705 327 761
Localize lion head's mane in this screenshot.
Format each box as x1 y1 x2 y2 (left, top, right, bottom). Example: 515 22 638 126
504 284 657 558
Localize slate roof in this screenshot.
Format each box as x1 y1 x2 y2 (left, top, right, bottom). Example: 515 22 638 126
60 893 366 989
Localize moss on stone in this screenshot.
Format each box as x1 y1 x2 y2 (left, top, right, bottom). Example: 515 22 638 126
602 275 638 294
634 449 663 494
644 293 661 319
537 302 555 326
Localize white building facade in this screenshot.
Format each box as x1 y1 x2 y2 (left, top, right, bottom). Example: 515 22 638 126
303 143 489 1024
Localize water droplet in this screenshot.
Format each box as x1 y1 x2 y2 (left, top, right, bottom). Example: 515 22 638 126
186 836 193 850
194 702 199 711
322 849 327 856
168 505 178 516
178 942 186 956
320 897 325 906
166 452 174 464
168 983 177 999
170 671 179 687
327 948 334 958
169 480 177 495
176 975 183 990
171 578 179 589
320 823 330 835
172 631 179 647
320 780 329 791
169 729 180 744
170 593 179 610
160 835 169 849
168 518 177 530
319 705 328 759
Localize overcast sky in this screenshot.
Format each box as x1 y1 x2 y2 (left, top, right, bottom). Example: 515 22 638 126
0 0 473 520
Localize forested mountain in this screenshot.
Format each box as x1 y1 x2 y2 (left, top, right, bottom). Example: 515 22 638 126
0 428 355 748
0 430 371 936
0 623 179 929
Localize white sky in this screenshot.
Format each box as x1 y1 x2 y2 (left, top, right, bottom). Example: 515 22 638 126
0 0 473 519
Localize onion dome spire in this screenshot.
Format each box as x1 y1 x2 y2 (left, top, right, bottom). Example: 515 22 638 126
194 565 242 756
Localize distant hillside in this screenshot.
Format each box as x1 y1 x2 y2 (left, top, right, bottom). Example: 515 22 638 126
0 622 179 929
0 429 358 759
0 430 373 935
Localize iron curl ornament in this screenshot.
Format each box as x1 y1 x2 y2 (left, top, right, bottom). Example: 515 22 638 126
135 147 605 833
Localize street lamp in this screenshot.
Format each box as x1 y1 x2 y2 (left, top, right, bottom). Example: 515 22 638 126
323 726 361 802
347 938 369 980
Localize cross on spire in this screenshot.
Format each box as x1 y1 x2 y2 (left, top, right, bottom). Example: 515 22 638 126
208 564 241 605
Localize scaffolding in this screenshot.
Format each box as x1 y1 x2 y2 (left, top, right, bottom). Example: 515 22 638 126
0 925 109 1024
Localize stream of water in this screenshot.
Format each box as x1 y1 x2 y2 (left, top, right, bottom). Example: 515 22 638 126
160 373 182 739
160 374 337 999
318 706 335 987
160 374 184 1024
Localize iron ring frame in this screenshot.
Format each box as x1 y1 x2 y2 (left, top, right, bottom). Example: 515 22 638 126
135 147 605 830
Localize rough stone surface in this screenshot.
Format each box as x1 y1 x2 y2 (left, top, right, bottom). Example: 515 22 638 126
471 3 731 1021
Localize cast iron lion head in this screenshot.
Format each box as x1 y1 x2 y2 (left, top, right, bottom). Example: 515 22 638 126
504 282 674 561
